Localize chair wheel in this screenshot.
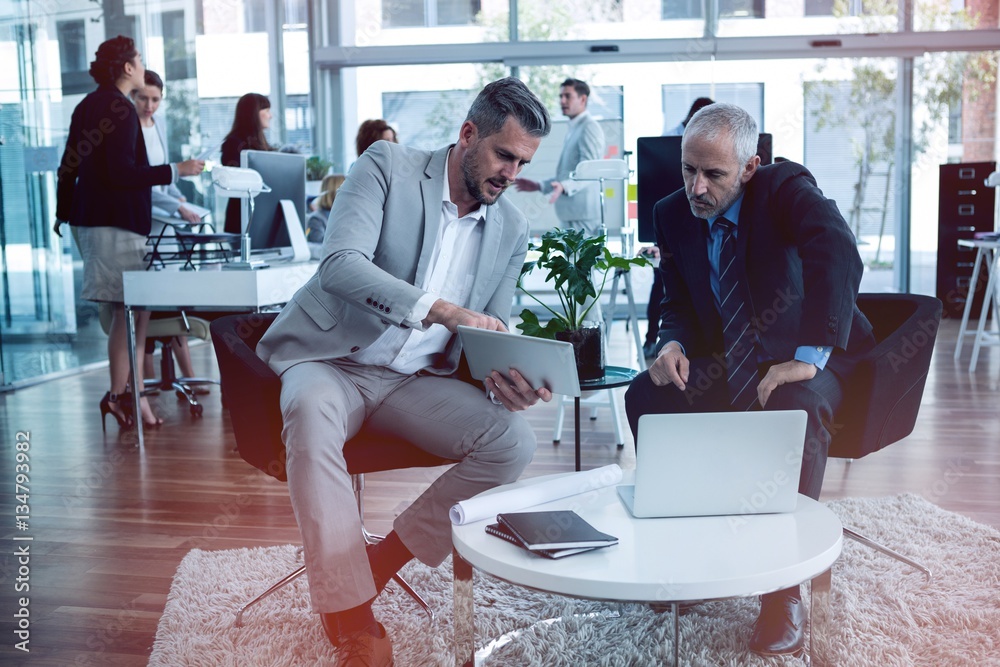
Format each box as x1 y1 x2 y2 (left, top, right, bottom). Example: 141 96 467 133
191 404 204 417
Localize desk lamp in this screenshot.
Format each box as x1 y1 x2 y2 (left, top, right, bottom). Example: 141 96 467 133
212 166 272 270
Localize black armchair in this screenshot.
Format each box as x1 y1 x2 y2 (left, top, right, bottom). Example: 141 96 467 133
830 293 943 578
210 312 457 626
832 293 942 460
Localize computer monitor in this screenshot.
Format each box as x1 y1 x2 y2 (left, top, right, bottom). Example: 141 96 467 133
635 133 772 242
240 150 307 257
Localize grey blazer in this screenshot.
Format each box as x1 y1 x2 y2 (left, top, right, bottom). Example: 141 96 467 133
257 140 530 377
543 111 605 225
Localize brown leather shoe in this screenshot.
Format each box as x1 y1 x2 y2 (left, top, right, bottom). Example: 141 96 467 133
336 622 394 667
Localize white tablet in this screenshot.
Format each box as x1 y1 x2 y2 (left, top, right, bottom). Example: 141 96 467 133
457 326 581 397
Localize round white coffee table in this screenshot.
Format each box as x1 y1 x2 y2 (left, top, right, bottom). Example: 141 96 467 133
451 470 843 666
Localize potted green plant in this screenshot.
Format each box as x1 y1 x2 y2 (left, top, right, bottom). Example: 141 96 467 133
516 228 650 380
306 155 333 181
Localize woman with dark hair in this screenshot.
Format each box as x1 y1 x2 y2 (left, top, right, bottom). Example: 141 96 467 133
133 70 203 224
55 35 204 430
355 119 397 158
133 69 205 386
221 93 273 233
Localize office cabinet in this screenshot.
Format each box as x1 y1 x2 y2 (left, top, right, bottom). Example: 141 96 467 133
936 161 996 318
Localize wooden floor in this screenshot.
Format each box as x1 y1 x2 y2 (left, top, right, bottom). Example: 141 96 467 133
0 318 997 665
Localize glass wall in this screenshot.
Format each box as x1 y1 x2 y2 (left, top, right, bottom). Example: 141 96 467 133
1 0 996 386
347 0 995 45
0 0 314 387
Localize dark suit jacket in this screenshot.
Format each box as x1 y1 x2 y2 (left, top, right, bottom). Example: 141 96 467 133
652 161 874 368
56 84 173 235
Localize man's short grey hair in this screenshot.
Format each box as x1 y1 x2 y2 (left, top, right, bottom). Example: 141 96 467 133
683 102 759 166
465 77 551 139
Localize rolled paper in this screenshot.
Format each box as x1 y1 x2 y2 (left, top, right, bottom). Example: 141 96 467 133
449 464 623 525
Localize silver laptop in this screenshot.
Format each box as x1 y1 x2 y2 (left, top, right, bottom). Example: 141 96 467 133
618 410 808 518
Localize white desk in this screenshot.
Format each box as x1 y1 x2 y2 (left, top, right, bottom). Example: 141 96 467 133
953 238 1000 372
123 262 318 447
452 471 842 666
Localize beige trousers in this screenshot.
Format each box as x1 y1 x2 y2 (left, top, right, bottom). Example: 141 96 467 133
278 359 537 613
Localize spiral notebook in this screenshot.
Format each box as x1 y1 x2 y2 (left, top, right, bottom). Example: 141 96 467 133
496 510 619 550
484 522 605 559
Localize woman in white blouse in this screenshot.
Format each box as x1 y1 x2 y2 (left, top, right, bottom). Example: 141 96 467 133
132 69 204 387
133 70 203 223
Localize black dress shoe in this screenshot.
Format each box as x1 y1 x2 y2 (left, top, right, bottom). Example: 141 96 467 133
749 593 805 656
320 612 342 648
642 341 658 359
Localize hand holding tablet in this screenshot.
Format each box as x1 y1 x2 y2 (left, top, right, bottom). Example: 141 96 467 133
457 326 581 398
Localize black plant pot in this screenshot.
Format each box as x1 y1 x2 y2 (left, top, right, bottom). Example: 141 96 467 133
557 325 605 382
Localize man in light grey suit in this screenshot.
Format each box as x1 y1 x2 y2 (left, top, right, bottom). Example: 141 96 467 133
515 78 606 235
256 78 552 666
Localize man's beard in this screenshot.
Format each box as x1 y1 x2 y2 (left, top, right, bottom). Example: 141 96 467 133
462 147 507 206
687 183 743 220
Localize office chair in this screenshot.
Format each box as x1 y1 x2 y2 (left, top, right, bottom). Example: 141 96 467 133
98 303 217 416
209 313 457 627
830 292 943 579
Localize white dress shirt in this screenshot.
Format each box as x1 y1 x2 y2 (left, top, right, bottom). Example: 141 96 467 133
348 149 485 375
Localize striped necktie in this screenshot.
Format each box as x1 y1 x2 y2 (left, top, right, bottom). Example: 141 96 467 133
716 218 759 411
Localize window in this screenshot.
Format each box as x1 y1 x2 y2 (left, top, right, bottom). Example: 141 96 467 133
947 98 962 146
382 89 478 149
804 0 835 16
382 0 483 28
57 20 90 95
662 0 764 20
162 10 194 80
661 83 764 132
245 0 268 32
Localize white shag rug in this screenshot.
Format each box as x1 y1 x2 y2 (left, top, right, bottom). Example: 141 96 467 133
149 494 1000 666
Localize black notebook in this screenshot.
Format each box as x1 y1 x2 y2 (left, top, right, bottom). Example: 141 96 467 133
496 510 619 551
485 523 603 559
486 523 601 558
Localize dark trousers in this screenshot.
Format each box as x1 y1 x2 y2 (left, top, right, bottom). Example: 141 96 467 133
624 357 847 500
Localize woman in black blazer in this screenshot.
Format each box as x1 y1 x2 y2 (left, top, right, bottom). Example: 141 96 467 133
221 93 273 233
55 35 204 430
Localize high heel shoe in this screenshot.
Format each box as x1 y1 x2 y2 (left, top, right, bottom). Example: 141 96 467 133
121 391 163 428
100 392 134 432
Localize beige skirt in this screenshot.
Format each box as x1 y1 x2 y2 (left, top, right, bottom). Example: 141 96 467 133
71 226 147 303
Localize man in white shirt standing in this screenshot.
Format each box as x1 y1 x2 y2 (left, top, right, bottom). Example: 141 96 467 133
515 78 606 235
255 77 552 666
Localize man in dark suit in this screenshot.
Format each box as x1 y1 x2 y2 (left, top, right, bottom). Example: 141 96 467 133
625 102 874 657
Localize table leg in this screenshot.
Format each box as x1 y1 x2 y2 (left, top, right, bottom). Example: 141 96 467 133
954 247 985 361
969 249 998 372
809 568 833 667
453 548 475 667
671 602 680 667
125 305 143 449
574 396 582 472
